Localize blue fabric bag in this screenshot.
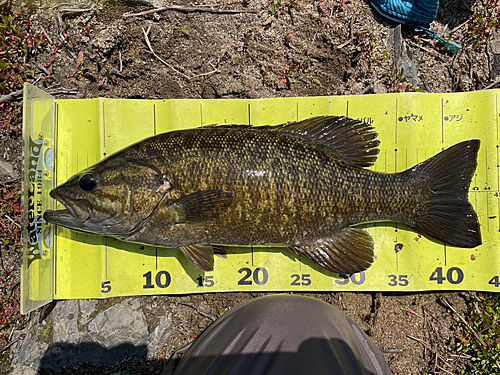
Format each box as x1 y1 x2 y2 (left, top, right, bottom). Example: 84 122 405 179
370 0 461 53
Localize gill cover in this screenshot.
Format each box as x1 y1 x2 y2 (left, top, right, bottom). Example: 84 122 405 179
44 158 172 236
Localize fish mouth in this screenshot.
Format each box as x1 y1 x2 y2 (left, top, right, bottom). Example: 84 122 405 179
44 190 93 225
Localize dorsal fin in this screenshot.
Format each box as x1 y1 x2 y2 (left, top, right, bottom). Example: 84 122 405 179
275 116 380 168
198 116 380 168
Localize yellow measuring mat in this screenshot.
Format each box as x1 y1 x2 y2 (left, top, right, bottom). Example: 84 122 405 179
20 83 500 313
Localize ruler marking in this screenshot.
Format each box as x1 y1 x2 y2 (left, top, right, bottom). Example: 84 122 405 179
441 98 444 143
248 103 251 125
153 104 157 135
251 245 254 267
444 244 447 267
498 193 500 232
346 100 349 118
487 193 490 232
497 145 499 191
384 149 387 173
475 191 478 219
395 97 398 145
55 103 59 185
105 242 108 279
486 145 488 186
296 102 299 121
394 148 397 173
396 240 399 273
103 101 106 150
54 229 58 296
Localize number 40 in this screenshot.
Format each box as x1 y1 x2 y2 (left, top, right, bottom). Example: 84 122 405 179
489 276 500 287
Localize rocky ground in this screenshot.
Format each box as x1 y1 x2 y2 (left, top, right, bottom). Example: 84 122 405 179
1 0 499 373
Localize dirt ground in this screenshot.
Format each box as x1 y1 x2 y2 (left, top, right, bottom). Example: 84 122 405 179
1 0 497 373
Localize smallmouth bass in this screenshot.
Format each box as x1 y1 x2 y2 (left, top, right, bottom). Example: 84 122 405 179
44 116 482 274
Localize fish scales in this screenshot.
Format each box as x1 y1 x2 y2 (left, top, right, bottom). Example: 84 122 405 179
126 128 409 242
44 116 482 274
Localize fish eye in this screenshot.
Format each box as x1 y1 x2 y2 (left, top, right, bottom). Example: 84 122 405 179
79 174 98 191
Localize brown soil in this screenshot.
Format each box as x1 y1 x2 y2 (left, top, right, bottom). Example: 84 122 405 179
2 0 496 373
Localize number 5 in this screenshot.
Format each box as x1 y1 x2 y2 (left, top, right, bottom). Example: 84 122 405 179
101 281 111 293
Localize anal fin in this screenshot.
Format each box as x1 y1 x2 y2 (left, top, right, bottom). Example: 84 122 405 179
179 244 214 271
289 227 374 274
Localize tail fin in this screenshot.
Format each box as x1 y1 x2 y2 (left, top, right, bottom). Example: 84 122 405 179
405 140 482 248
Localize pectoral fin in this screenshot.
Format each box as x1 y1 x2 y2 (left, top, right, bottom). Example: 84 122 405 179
179 244 214 271
169 189 234 223
289 227 374 274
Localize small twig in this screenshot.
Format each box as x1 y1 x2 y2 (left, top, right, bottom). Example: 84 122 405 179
40 26 53 45
440 9 458 38
482 78 500 90
407 334 431 347
442 299 486 346
337 15 356 49
450 17 472 34
124 4 258 17
479 318 497 334
406 40 448 63
0 88 23 104
119 50 123 72
36 63 58 81
437 365 454 375
0 247 6 272
177 301 216 322
110 69 124 77
8 280 20 291
32 73 43 86
44 88 79 95
190 68 219 80
381 349 405 354
5 215 21 229
424 309 445 326
0 337 20 354
360 84 374 94
449 353 472 359
406 335 448 363
142 26 191 80
57 1 99 16
0 177 21 185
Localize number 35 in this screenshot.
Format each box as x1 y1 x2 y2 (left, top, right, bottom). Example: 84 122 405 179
388 274 409 287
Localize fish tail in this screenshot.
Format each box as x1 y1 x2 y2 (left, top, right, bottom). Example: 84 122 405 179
404 140 481 248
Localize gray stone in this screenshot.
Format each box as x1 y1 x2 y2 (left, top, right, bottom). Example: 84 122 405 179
0 159 18 180
9 298 172 373
79 299 99 326
52 299 80 343
488 28 500 79
14 318 49 372
400 41 418 86
389 24 419 86
147 313 172 354
85 298 149 349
